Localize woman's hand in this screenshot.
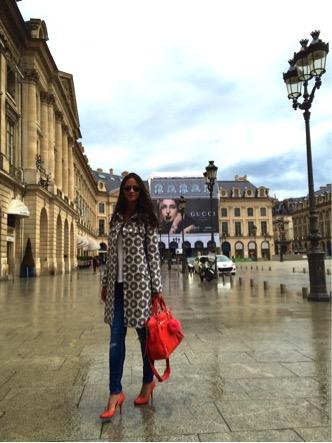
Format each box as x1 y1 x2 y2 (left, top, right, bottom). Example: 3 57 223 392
101 287 107 303
170 213 182 233
152 292 163 301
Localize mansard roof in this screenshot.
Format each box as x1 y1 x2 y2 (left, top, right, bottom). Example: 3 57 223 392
218 180 257 192
92 170 123 193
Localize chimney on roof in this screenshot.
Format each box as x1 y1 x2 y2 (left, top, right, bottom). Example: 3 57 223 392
121 171 129 177
109 168 113 175
97 168 103 173
235 175 247 181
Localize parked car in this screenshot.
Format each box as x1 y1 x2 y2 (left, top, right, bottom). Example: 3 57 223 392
216 255 236 275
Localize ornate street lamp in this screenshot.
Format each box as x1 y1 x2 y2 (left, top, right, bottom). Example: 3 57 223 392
167 229 172 270
275 219 285 262
204 161 218 276
204 161 218 249
178 195 187 274
283 30 329 301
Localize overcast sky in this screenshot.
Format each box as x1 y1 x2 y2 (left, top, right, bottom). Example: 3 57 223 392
18 0 332 199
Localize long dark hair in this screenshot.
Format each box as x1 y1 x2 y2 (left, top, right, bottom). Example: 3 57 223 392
111 173 158 228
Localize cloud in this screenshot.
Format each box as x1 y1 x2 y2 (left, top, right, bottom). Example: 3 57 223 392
18 0 332 200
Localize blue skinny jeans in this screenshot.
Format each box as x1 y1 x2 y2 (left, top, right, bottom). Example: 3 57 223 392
109 282 154 394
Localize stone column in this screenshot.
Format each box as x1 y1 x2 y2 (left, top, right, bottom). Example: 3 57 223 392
62 126 68 197
40 91 49 172
0 51 6 158
47 94 55 185
22 69 39 184
54 111 63 192
68 138 75 201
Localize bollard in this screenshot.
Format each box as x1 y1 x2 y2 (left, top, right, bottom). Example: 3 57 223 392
269 266 271 271
280 283 286 294
302 287 308 298
230 276 234 287
327 269 331 275
263 281 268 290
239 277 242 286
245 266 247 270
251 266 253 270
303 268 306 273
293 267 295 273
261 266 264 271
250 279 254 287
256 266 259 270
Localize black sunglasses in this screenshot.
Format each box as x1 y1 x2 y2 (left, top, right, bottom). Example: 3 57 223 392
123 185 140 192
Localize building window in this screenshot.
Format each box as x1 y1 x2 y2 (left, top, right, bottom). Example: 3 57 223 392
6 66 16 99
235 222 242 236
221 222 229 236
99 219 105 235
234 208 241 217
247 207 254 217
6 119 15 165
221 208 227 217
248 221 256 236
261 221 267 235
99 202 105 213
260 207 267 216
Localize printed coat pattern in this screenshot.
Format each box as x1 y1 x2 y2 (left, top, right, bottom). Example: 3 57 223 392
102 213 162 328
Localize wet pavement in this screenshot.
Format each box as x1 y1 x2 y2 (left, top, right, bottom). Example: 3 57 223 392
0 261 331 442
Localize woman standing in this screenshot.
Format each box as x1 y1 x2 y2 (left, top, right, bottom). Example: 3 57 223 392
100 173 163 420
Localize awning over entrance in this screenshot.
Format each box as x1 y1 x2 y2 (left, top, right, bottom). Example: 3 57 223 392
7 199 30 217
86 238 99 251
77 235 89 249
77 235 99 251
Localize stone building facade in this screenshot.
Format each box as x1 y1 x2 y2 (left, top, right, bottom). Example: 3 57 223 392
218 175 274 260
0 0 98 279
92 168 125 262
273 184 331 256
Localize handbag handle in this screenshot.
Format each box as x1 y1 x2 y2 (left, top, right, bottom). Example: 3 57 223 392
152 295 168 316
149 358 171 382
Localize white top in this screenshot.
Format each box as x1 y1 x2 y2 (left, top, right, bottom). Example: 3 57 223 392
117 231 123 283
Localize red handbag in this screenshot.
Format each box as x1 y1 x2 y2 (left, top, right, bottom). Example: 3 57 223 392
146 296 184 382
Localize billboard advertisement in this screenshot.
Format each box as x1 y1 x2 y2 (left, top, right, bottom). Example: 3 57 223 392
150 177 220 248
154 198 219 235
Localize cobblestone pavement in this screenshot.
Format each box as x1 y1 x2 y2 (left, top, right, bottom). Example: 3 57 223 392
0 261 331 442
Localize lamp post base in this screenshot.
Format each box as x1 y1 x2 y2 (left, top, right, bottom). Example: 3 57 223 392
307 251 330 302
181 255 187 274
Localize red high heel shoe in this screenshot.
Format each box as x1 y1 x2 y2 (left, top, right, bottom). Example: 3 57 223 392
134 381 156 405
100 392 125 419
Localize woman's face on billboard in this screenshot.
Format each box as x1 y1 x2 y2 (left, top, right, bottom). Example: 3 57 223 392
160 199 177 222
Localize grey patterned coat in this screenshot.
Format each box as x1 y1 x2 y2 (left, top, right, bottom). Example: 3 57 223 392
102 213 162 328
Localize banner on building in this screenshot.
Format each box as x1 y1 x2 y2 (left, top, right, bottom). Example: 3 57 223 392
150 178 220 250
153 198 219 235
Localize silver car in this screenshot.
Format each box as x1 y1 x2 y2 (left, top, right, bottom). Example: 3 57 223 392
216 255 236 275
